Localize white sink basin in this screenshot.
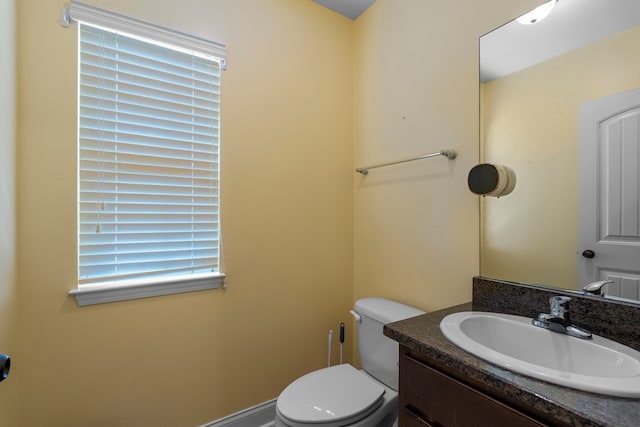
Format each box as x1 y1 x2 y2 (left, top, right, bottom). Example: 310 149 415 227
440 311 640 397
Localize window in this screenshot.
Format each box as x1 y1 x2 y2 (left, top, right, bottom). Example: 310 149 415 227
65 1 226 306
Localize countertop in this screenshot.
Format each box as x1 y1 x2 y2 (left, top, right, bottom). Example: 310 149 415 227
384 302 640 427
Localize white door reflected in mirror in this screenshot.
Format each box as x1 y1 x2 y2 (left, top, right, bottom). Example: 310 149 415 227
579 89 640 300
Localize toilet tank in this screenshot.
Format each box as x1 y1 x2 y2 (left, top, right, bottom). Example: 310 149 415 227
354 298 425 391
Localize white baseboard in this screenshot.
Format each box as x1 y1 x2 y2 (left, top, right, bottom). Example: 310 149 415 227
201 399 277 427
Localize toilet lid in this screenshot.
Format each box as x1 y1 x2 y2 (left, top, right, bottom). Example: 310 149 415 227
277 364 385 425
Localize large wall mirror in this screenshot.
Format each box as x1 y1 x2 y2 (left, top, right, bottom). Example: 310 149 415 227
480 0 640 298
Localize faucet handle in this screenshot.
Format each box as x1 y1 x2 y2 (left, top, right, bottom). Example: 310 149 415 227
583 280 613 296
549 296 571 317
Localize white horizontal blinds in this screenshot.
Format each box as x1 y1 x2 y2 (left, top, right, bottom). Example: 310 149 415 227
78 23 221 285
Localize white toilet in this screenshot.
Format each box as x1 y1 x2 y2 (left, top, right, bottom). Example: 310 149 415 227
275 298 425 427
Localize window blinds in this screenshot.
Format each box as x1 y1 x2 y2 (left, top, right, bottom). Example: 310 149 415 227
78 23 221 285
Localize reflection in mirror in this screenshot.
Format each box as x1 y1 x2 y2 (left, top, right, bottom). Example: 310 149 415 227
479 0 640 299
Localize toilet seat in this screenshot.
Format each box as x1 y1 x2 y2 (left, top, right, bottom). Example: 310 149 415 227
276 364 385 427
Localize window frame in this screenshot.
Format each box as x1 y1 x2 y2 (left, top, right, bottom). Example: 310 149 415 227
64 1 226 306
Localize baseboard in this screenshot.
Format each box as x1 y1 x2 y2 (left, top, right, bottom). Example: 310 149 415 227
201 399 277 427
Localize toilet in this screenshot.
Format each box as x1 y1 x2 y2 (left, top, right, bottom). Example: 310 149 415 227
275 298 425 427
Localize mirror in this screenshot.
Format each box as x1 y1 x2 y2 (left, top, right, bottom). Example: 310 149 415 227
480 0 640 293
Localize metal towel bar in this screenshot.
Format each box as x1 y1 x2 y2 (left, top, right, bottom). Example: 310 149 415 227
355 149 457 175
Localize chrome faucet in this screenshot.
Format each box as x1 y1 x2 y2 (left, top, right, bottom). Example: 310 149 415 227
532 296 592 339
583 280 613 296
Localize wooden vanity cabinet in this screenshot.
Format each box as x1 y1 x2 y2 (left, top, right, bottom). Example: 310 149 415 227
398 346 549 427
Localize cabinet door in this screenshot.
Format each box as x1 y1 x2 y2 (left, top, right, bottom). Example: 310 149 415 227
399 350 547 427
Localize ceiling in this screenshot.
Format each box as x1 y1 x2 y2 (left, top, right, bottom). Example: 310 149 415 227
481 0 640 82
312 0 376 20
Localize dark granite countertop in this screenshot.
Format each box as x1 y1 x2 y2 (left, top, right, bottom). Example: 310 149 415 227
384 302 640 427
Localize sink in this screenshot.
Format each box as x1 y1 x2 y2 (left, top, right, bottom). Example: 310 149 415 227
440 311 640 397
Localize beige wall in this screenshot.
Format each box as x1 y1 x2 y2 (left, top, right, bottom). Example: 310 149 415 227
481 25 640 288
0 0 20 425
10 0 545 425
17 0 352 425
352 0 540 313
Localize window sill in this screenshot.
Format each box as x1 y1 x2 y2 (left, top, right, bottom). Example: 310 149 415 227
69 272 226 306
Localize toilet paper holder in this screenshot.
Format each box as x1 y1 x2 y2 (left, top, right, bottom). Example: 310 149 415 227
0 354 10 382
467 163 516 197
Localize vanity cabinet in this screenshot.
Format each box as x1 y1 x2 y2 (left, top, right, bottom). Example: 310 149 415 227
398 346 549 427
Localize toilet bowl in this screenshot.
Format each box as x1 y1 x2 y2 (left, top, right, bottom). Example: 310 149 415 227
275 364 397 427
275 298 425 427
